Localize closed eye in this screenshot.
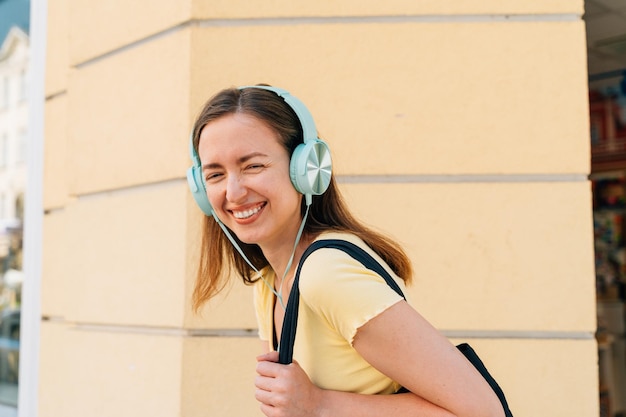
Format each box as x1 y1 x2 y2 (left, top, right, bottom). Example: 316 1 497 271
204 171 223 182
245 163 265 172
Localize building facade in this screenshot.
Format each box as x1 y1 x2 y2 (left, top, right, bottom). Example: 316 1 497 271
40 1 595 416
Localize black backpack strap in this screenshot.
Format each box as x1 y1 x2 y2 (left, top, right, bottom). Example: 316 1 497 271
278 239 404 364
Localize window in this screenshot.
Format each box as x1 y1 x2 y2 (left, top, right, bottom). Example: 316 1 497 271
16 129 27 163
0 133 7 168
18 70 27 102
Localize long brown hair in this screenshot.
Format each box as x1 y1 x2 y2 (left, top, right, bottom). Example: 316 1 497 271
191 86 413 311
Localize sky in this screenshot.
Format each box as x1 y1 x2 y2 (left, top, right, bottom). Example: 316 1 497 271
0 0 29 45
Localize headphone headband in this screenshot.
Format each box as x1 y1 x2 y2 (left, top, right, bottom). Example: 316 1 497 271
238 86 318 143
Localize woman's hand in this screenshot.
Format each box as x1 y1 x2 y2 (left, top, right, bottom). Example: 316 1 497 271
255 351 325 417
254 349 459 417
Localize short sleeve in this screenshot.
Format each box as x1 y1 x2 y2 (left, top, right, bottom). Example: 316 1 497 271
298 247 405 345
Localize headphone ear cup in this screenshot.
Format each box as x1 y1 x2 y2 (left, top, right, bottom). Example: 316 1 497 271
187 165 214 216
289 139 332 196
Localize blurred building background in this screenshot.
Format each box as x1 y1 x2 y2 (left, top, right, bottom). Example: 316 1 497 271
586 2 626 416
0 0 29 414
7 0 626 416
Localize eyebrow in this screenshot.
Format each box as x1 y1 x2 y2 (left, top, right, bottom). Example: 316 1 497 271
202 152 269 170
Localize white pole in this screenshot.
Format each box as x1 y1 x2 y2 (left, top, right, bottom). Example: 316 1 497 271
18 0 47 414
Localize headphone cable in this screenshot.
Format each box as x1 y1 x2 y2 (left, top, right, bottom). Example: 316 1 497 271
213 201 311 310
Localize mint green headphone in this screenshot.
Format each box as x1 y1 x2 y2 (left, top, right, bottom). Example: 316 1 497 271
186 86 333 217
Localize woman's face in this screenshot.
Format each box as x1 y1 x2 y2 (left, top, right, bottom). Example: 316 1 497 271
198 112 303 251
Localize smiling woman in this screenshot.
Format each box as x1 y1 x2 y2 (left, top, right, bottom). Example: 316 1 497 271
186 85 506 417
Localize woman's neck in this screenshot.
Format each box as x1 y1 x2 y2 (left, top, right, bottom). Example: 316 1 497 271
264 233 315 285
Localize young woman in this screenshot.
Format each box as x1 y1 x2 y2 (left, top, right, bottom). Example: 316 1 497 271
188 85 505 417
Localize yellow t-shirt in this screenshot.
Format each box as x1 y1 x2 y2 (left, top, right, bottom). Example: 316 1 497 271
253 231 407 394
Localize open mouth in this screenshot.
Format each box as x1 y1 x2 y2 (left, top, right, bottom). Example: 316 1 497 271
231 203 265 220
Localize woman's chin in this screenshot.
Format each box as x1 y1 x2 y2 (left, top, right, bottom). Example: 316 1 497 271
232 231 263 246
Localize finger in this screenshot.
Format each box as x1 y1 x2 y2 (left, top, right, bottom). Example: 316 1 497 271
259 402 277 417
256 351 279 362
254 386 274 405
256 360 283 378
254 374 275 391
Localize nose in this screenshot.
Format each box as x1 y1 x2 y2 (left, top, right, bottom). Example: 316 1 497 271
225 174 247 203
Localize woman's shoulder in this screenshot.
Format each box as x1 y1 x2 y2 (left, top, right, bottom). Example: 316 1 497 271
298 230 406 321
311 231 389 269
301 231 393 287
313 231 368 248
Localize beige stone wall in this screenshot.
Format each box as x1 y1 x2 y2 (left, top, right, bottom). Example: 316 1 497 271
40 1 595 416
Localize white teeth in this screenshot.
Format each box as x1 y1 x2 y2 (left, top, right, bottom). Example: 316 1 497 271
233 205 262 219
